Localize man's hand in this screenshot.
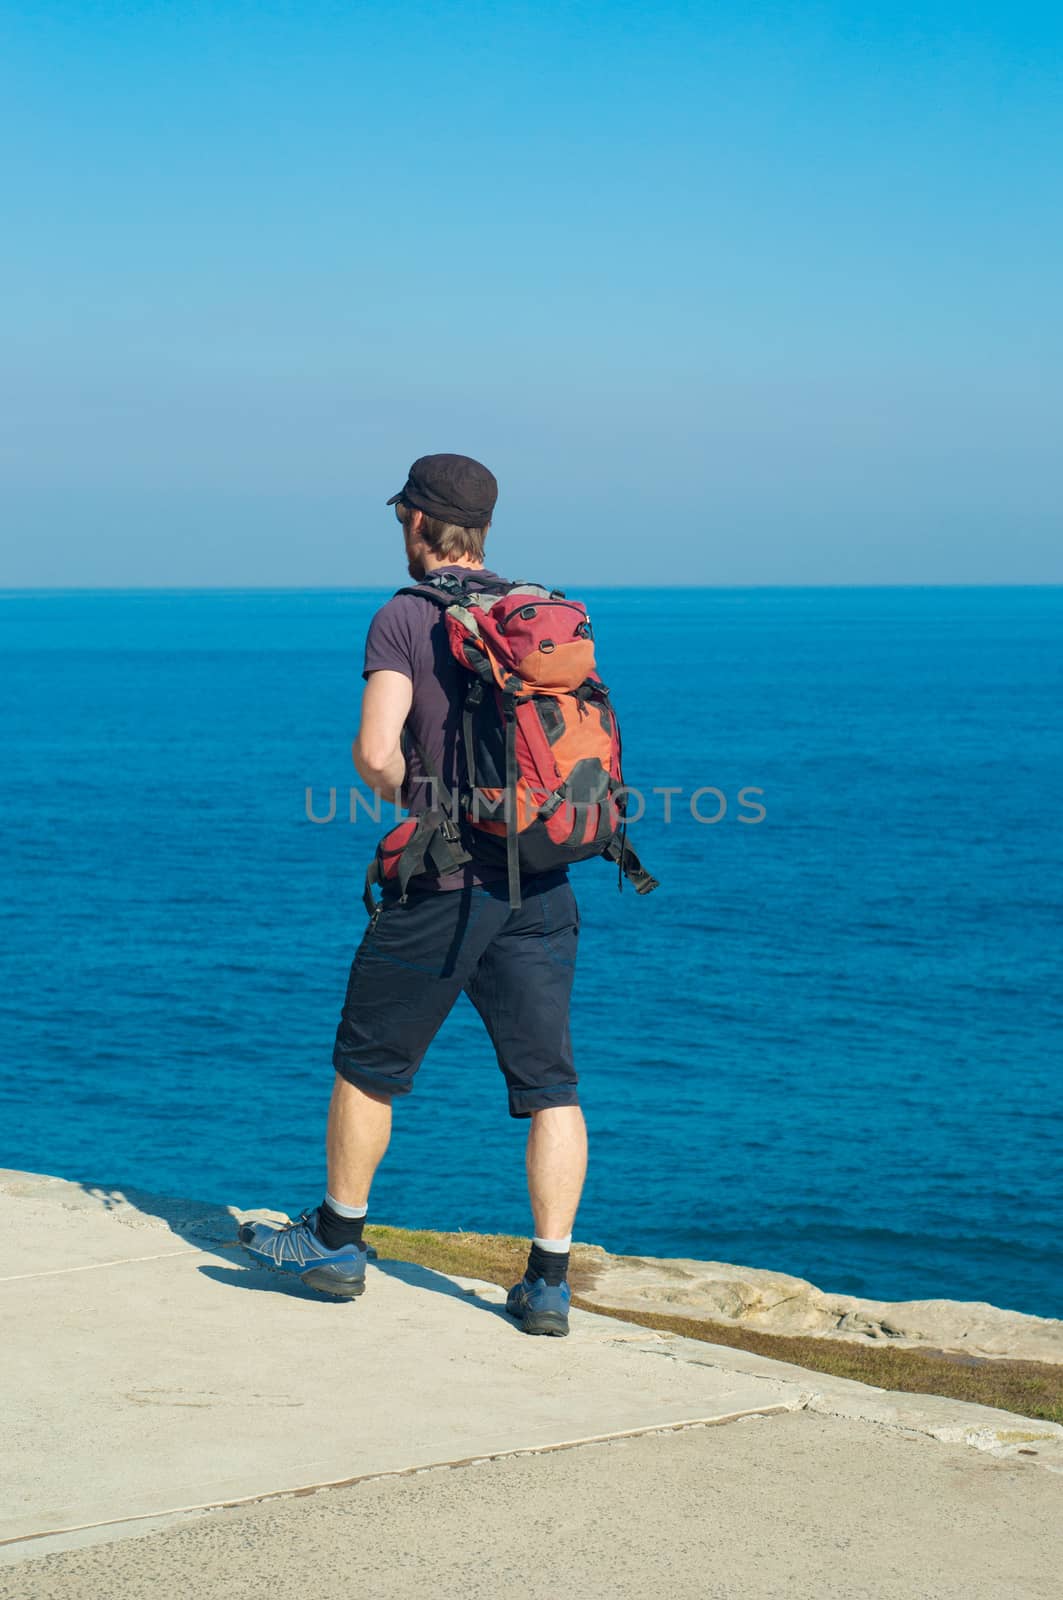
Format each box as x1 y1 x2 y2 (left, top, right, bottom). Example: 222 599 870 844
352 670 413 797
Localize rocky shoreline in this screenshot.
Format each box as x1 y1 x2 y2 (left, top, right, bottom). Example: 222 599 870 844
570 1246 1063 1365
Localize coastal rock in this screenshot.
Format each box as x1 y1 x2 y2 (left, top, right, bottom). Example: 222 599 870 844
573 1250 1063 1365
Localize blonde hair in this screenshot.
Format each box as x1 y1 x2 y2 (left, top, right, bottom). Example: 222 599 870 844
397 502 488 564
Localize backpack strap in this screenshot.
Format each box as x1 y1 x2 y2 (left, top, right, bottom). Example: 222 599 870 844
394 810 446 899
399 724 460 824
394 577 465 609
603 833 659 896
501 686 522 911
395 573 513 607
460 678 486 792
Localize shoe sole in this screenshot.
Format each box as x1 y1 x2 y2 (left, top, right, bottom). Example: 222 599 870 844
239 1244 366 1300
518 1310 569 1337
300 1268 366 1299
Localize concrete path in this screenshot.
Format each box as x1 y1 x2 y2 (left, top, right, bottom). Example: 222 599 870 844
7 1414 1060 1600
2 1170 1061 1597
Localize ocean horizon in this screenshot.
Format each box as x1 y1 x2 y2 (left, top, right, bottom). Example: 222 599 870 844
2 584 1060 1317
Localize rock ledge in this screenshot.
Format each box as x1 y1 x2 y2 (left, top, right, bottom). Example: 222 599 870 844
572 1248 1063 1365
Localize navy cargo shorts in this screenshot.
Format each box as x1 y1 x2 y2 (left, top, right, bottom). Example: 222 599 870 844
332 869 580 1118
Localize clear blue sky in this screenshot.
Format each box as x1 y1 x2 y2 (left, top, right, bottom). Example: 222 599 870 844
2 1 1060 586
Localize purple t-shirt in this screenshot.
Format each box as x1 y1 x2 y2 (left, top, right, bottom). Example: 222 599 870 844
363 566 508 887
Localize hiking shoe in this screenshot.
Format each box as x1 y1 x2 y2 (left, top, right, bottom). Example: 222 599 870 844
506 1273 570 1336
238 1209 368 1299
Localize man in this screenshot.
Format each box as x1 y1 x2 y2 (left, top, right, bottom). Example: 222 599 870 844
240 454 585 1336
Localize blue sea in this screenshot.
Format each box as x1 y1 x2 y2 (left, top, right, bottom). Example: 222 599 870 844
2 587 1061 1318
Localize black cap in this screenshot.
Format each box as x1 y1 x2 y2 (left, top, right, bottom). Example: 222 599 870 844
387 453 498 529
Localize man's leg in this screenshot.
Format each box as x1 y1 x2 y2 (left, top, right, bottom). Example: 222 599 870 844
326 1075 392 1208
519 1103 588 1330
465 873 583 1335
310 1075 393 1253
240 884 506 1295
526 1104 587 1239
327 883 500 1215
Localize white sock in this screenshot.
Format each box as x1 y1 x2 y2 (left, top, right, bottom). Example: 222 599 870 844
324 1192 368 1219
532 1235 571 1252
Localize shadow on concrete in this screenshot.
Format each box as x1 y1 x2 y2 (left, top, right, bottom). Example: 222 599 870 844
195 1256 515 1324
196 1264 359 1303
371 1257 515 1323
75 1181 242 1265
74 1180 515 1324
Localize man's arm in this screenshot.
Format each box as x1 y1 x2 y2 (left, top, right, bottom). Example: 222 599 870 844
352 670 413 797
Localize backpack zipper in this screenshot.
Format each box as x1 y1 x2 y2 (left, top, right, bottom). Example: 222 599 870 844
495 599 587 631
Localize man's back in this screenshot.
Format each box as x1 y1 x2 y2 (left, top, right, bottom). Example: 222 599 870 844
363 563 513 888
363 564 508 814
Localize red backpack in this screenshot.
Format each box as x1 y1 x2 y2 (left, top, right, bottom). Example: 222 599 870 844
363 573 657 912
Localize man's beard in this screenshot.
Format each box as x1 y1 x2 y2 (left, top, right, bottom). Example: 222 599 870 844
406 553 427 580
